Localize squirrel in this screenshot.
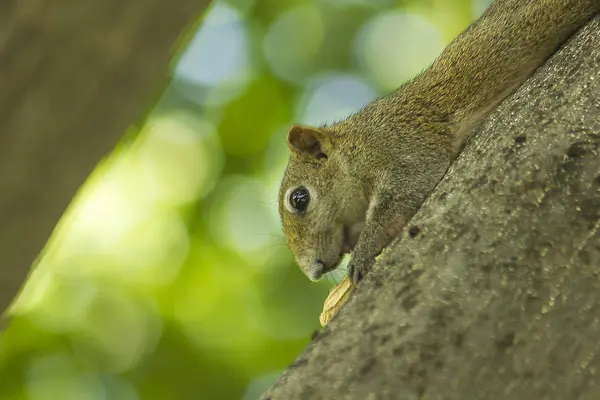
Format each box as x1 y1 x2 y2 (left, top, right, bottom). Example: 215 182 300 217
278 0 600 286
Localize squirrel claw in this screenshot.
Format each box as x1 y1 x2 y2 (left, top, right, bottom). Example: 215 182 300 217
348 256 374 287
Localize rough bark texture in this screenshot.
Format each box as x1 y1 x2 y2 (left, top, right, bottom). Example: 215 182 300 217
263 15 600 400
0 0 211 326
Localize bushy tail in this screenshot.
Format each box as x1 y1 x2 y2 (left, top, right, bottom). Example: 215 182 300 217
421 0 600 147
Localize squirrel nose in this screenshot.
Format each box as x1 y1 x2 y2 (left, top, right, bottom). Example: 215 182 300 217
309 260 326 281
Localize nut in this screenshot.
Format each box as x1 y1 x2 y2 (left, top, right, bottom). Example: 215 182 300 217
319 275 354 326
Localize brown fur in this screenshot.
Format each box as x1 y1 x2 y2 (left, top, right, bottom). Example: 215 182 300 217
278 0 600 285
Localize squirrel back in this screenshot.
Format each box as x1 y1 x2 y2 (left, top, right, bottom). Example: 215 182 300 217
278 0 600 284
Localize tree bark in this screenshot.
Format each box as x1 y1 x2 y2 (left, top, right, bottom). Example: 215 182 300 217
0 0 211 328
262 15 600 400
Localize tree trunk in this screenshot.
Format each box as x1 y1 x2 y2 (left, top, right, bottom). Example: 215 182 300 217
0 0 211 328
262 15 600 400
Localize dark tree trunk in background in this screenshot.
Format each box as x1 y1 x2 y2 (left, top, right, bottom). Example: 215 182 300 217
0 0 212 329
263 15 600 400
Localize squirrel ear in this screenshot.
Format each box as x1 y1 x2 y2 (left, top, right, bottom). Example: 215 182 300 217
287 125 331 159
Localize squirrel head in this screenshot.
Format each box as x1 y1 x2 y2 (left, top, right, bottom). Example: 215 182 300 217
278 125 368 281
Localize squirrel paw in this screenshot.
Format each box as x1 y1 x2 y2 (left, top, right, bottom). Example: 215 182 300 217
348 256 375 287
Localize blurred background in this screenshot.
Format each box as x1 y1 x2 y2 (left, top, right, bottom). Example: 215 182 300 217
0 0 491 398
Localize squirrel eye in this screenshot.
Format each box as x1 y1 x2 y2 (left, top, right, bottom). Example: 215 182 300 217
289 186 310 213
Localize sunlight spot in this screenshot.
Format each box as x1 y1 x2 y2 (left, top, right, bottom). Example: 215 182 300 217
71 291 162 372
207 176 280 261
27 353 106 400
133 113 223 205
355 11 443 91
263 5 325 83
175 2 254 105
297 73 378 126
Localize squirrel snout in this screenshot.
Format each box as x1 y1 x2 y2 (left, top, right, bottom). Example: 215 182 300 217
309 260 326 281
308 259 339 281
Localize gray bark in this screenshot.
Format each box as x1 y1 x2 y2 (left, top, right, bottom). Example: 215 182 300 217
0 0 211 328
262 15 600 400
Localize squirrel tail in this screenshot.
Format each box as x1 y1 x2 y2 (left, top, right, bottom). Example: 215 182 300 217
421 0 600 149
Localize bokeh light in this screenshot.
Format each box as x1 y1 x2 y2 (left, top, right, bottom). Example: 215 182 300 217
296 72 378 125
26 353 107 400
175 2 254 106
263 4 325 84
355 11 443 91
473 0 494 16
206 175 280 261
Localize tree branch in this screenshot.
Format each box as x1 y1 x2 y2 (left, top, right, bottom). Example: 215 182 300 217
0 0 212 327
262 15 600 400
